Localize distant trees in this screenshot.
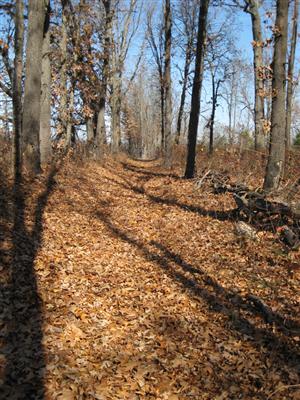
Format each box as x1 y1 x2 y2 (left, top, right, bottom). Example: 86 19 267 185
174 0 199 145
0 0 298 184
205 16 236 155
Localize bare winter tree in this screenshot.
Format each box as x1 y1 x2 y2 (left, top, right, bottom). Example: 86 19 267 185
174 0 198 145
146 8 165 151
164 0 172 166
185 0 210 179
264 0 289 191
244 0 265 151
95 0 113 156
110 0 141 154
205 16 236 155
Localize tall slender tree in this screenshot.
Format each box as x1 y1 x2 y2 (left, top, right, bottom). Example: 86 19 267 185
245 0 265 151
146 9 165 150
264 0 289 191
184 0 210 179
22 0 49 174
285 0 299 151
12 0 24 177
40 2 52 164
95 0 112 156
175 0 198 145
164 0 172 166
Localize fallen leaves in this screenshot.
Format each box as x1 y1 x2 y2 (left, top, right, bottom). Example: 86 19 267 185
0 157 299 399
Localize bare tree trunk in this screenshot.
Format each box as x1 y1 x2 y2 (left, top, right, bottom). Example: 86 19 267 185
164 0 172 167
40 3 52 164
95 0 112 157
60 1 68 141
111 75 122 153
12 0 24 177
246 0 265 151
285 0 298 151
66 88 74 146
263 0 289 192
176 45 192 145
86 117 94 144
22 0 48 174
160 86 165 150
184 0 209 179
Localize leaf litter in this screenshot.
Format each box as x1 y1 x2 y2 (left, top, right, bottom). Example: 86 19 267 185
0 157 299 399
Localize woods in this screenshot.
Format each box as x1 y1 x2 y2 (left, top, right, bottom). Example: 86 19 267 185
1 0 299 178
0 0 300 399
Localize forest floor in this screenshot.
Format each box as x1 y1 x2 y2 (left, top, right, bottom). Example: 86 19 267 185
0 154 300 400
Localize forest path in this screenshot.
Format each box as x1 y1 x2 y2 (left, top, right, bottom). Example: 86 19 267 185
2 158 300 400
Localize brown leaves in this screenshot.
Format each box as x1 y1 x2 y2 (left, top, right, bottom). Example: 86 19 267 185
1 157 300 399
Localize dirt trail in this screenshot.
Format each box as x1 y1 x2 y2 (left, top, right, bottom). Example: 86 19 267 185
1 158 300 400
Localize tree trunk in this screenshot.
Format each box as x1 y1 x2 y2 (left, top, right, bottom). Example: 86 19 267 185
40 3 52 164
263 0 289 192
66 87 74 147
246 0 265 151
60 1 68 141
176 45 192 145
209 79 216 156
12 0 24 177
285 0 298 151
111 76 121 153
164 0 172 167
160 85 165 150
95 0 112 158
184 0 209 179
22 0 48 174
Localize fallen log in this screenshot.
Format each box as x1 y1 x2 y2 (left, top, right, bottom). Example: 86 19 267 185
196 170 300 247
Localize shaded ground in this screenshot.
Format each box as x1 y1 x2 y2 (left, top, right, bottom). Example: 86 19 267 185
0 157 300 400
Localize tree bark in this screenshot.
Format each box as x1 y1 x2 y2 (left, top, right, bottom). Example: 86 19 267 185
12 0 24 177
95 0 112 157
285 0 298 151
60 0 68 142
40 2 52 164
176 44 192 145
111 73 122 153
184 0 209 179
22 0 48 174
164 0 172 167
263 0 289 192
245 0 265 151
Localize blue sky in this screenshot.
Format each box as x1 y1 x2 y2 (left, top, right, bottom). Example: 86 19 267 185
0 0 299 138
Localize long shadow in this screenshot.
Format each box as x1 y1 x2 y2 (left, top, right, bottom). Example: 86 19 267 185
94 210 300 377
107 168 240 222
1 166 58 399
121 162 181 180
111 167 292 233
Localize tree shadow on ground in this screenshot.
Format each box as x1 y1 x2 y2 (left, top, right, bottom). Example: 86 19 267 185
0 166 58 400
112 166 291 233
121 162 181 180
94 209 300 377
